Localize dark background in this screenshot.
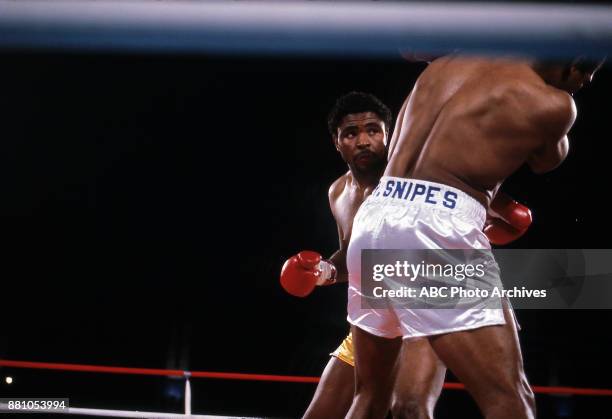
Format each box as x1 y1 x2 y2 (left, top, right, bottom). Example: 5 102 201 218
0 49 611 419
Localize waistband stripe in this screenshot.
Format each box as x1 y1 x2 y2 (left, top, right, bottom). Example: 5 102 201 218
371 177 486 223
377 179 458 209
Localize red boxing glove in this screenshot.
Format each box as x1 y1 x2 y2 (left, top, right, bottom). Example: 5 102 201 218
280 251 337 297
484 194 533 245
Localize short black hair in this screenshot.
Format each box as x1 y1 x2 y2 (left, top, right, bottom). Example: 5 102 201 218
573 56 606 74
561 55 606 80
327 91 392 138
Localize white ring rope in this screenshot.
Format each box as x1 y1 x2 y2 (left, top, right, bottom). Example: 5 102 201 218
0 1 611 57
0 403 263 419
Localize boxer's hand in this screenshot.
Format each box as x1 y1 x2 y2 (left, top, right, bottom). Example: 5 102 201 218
484 194 532 245
280 251 337 297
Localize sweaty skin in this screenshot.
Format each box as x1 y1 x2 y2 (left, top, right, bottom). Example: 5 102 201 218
386 56 576 206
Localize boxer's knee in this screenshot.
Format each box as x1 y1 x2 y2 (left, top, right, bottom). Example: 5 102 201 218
481 377 535 419
520 376 536 418
349 392 392 419
484 395 534 419
390 397 432 419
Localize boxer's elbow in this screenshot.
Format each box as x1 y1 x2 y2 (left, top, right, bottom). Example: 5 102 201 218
528 158 559 174
527 136 569 174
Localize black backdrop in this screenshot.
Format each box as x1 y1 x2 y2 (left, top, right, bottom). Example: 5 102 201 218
1 52 611 418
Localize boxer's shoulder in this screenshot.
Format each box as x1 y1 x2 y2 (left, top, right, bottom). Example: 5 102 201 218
328 172 351 204
486 74 576 135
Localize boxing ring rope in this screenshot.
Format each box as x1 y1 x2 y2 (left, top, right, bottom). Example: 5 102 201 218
3 359 612 396
1 359 612 418
1 1 612 58
3 358 612 396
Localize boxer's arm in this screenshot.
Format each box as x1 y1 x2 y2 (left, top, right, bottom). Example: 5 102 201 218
527 135 569 174
326 180 349 284
327 225 349 284
528 89 576 174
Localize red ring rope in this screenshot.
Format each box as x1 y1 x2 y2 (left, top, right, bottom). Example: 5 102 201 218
1 359 611 396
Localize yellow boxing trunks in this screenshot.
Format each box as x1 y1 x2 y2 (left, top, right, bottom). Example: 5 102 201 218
330 332 354 367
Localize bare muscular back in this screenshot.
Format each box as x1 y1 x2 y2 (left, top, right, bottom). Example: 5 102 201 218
386 56 576 206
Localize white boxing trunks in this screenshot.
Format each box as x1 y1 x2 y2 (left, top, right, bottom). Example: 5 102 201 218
347 176 507 339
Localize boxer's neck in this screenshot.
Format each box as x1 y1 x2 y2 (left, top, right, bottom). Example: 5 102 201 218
350 166 384 190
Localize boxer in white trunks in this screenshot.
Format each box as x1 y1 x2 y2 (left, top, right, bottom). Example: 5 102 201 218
345 55 603 419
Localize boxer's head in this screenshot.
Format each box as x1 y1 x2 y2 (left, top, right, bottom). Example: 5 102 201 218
327 92 391 174
540 56 605 94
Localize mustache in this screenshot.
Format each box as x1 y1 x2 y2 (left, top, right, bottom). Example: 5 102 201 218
355 150 376 159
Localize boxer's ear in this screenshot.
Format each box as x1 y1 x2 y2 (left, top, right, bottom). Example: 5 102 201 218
333 135 341 152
